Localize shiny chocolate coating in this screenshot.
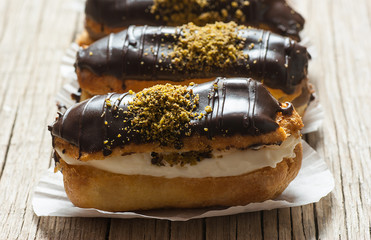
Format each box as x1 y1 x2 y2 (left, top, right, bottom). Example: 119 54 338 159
85 0 304 40
76 25 309 94
50 78 293 155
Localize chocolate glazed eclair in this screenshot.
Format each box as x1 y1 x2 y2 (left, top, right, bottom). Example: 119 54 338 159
75 22 312 115
50 78 303 212
79 0 305 44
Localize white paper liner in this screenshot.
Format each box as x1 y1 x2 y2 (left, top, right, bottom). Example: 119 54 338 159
32 141 334 221
301 97 323 134
299 28 317 59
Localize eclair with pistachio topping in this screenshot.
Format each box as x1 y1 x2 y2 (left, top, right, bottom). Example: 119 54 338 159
49 78 303 212
76 22 313 116
79 0 305 44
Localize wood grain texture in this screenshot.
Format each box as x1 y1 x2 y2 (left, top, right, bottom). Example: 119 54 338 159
0 0 370 239
109 219 170 240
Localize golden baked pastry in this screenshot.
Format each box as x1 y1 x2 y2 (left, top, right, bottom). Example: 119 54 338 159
49 78 304 211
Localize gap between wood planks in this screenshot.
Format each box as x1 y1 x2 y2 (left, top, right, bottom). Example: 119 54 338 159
0 104 19 181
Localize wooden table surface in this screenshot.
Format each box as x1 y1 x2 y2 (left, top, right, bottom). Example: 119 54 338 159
1 0 370 239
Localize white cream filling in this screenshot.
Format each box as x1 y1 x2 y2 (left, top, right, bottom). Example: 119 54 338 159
56 136 300 179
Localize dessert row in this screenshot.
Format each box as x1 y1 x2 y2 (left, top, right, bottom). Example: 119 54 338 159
50 0 314 212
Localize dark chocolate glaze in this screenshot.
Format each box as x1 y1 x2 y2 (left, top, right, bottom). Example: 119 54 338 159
76 26 309 94
50 78 293 155
86 0 158 28
85 0 304 40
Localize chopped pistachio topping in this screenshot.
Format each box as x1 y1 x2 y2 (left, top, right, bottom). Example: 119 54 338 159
171 22 248 72
151 0 213 26
204 105 213 113
126 84 199 148
235 9 243 18
151 0 249 26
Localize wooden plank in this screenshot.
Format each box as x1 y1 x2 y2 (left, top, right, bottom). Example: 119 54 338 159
109 219 170 240
339 0 371 238
35 217 109 240
0 0 10 42
327 0 370 238
205 215 237 240
236 212 262 240
291 205 317 240
170 219 204 240
0 0 109 239
291 207 305 239
277 208 292 239
0 0 28 178
302 0 371 238
299 0 346 239
262 210 278 239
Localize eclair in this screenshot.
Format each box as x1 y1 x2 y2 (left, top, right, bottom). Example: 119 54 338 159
49 78 304 212
79 0 305 44
76 22 312 115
